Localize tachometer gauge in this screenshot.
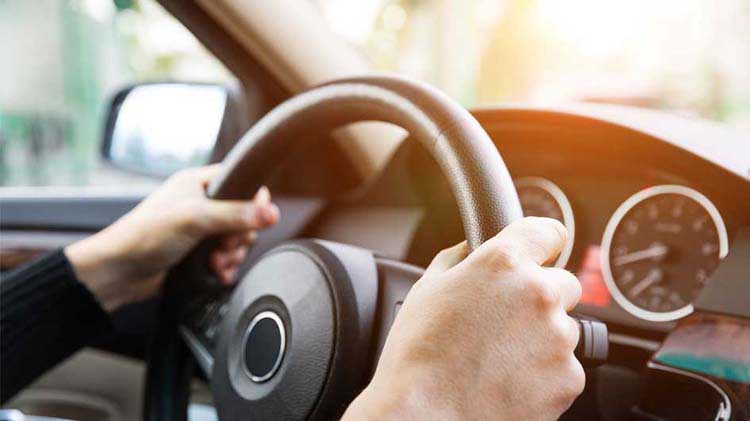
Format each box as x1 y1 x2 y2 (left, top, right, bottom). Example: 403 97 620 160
515 177 575 268
601 185 728 322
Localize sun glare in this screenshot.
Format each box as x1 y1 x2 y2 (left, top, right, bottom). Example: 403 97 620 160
315 0 749 126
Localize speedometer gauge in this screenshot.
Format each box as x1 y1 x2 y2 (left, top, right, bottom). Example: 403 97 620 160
516 177 575 268
601 185 728 322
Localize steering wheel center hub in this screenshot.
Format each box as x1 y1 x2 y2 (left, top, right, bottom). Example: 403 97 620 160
243 311 286 383
210 241 379 420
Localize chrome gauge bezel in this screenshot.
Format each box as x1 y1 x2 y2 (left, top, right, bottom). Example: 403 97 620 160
515 177 575 268
600 184 729 322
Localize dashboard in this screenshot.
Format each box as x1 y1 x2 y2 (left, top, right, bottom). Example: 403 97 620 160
306 104 750 336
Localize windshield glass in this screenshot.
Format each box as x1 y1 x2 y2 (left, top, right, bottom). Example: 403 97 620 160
314 0 750 129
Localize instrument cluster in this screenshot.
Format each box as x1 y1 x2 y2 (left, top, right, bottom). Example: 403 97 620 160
517 179 729 325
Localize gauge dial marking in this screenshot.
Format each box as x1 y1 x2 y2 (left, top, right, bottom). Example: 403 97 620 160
629 268 664 299
601 185 728 322
613 244 668 266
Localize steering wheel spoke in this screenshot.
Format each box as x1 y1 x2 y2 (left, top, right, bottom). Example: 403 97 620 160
179 326 215 378
178 295 230 378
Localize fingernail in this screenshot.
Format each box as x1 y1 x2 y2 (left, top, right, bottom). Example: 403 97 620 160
262 203 279 224
255 186 270 203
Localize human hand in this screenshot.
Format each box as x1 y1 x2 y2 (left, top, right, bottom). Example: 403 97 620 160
65 165 279 312
345 217 584 420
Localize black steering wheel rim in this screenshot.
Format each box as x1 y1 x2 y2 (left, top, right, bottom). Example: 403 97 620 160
145 74 523 421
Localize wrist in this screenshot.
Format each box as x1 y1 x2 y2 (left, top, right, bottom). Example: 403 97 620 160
65 228 138 312
343 384 409 420
343 369 461 420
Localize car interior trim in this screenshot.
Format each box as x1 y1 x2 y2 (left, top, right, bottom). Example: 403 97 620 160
192 0 406 182
178 327 214 377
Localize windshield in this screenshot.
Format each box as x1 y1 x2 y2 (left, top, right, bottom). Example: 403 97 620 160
314 0 750 129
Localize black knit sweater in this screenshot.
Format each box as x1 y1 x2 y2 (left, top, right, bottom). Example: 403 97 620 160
0 250 113 403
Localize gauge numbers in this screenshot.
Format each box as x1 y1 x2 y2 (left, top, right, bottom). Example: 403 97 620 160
601 185 728 322
516 177 575 268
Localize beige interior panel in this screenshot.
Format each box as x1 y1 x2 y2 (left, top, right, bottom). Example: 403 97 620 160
196 0 367 91
197 0 406 182
4 349 144 420
4 349 214 420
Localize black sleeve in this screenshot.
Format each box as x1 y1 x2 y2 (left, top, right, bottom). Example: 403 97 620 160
1 249 113 403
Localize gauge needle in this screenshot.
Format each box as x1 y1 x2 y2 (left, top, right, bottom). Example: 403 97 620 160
614 244 668 266
629 269 663 298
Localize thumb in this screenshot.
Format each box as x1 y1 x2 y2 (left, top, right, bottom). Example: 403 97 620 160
425 241 469 276
198 198 279 235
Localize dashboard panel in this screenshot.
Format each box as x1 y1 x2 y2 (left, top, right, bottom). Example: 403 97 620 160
469 106 750 334
309 104 750 336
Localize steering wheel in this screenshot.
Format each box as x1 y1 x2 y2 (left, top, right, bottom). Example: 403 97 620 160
145 74 525 420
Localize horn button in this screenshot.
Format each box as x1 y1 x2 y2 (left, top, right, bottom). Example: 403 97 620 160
243 311 285 382
211 241 378 420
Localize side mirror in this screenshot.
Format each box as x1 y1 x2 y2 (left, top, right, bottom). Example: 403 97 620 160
102 82 228 177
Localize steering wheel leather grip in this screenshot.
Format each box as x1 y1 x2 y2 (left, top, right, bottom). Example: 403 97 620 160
208 75 523 249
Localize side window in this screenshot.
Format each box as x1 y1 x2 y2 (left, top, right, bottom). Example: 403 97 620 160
0 0 232 187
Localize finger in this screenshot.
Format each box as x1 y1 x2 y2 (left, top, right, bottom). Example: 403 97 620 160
200 200 280 234
209 251 229 284
251 187 277 225
564 315 581 354
254 186 271 205
546 310 582 358
181 167 267 200
220 233 243 250
209 247 248 285
425 241 469 275
226 246 248 265
541 267 582 311
216 267 238 286
223 248 248 285
470 217 567 269
243 230 258 244
195 164 223 182
219 230 258 249
176 164 223 184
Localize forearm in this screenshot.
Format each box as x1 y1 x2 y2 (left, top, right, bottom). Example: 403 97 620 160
0 250 113 403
